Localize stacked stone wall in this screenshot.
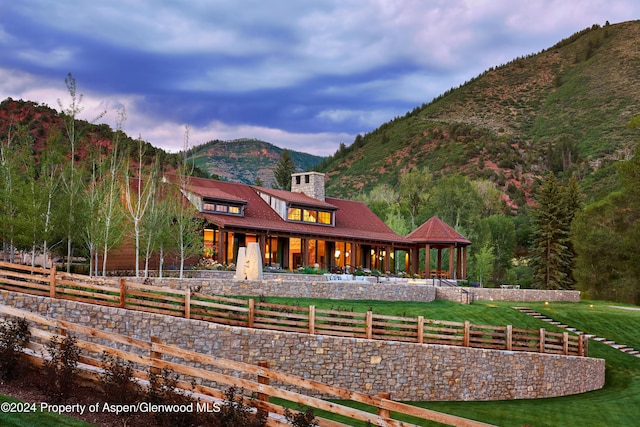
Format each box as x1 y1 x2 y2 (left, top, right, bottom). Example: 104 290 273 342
0 290 603 401
436 287 581 303
126 276 579 303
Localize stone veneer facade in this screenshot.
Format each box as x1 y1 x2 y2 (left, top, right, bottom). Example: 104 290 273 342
0 289 603 401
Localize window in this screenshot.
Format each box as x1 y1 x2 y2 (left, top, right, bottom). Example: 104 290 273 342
303 209 317 223
287 206 333 225
202 201 243 216
287 207 302 221
318 211 331 225
305 174 310 183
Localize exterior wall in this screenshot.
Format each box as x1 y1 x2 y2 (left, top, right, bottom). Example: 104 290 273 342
0 290 604 401
436 287 581 303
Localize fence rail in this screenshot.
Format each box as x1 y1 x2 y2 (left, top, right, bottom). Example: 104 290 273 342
0 305 495 427
0 261 587 357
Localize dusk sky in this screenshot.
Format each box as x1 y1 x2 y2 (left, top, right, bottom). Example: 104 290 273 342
1 1 638 156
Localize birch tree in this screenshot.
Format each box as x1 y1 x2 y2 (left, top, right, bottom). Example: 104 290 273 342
124 137 156 277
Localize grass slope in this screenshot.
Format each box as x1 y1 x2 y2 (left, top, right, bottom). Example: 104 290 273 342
260 297 640 427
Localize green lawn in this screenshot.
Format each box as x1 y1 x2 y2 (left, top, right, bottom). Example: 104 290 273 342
0 395 94 427
260 297 640 427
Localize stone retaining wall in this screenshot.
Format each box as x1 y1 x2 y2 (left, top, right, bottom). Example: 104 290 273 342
0 290 603 401
127 277 437 302
126 276 579 303
436 287 581 303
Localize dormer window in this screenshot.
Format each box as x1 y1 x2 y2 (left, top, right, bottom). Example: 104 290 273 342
287 206 333 225
202 200 243 216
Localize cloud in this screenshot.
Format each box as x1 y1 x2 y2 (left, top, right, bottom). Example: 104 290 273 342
2 1 639 158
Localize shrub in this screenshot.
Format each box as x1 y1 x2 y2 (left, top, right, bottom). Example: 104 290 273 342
217 386 266 427
0 317 31 380
41 334 81 402
100 352 142 407
146 367 213 427
284 407 319 427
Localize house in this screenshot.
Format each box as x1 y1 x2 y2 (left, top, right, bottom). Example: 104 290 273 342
164 171 471 277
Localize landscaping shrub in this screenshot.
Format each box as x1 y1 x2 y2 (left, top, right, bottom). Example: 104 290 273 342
99 352 142 412
146 367 214 427
284 407 319 427
217 386 266 427
0 317 31 380
41 334 81 402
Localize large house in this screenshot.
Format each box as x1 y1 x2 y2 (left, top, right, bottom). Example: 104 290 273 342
164 172 471 278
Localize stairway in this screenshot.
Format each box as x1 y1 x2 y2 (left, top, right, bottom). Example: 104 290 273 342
514 307 640 358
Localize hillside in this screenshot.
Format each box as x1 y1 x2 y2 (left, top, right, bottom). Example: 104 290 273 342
186 139 325 187
316 20 640 204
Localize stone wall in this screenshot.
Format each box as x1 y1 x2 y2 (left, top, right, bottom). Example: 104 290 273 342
125 276 580 303
436 287 581 303
0 290 604 401
126 276 438 302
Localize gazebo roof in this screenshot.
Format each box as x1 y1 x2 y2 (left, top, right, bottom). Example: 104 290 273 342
406 216 471 246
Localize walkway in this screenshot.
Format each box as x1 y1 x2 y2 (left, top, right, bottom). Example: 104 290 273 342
514 307 640 358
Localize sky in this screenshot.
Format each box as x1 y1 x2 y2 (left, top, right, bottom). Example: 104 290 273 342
1 1 638 156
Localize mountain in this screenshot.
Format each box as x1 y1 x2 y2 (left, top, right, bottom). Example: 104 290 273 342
186 139 325 187
315 20 640 205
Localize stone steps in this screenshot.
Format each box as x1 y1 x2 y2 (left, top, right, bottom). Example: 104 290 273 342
514 306 640 358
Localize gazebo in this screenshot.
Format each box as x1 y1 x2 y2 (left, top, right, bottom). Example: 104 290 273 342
406 216 471 280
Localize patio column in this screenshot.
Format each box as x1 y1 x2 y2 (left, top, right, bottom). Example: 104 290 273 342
456 246 462 279
425 244 431 278
448 245 454 279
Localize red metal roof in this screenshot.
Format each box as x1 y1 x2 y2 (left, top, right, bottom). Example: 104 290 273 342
406 216 471 246
168 175 409 245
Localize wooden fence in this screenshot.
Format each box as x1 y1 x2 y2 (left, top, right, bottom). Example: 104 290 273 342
0 261 587 357
0 305 495 427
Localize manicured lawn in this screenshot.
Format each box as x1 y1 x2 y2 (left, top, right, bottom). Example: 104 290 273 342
261 297 640 427
0 395 93 427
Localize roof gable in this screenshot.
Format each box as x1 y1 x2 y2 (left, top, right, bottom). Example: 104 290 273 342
406 216 471 246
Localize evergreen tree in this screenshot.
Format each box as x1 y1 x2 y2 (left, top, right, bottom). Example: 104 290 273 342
273 149 295 191
530 173 581 289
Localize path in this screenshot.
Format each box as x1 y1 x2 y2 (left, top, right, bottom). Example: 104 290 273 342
514 307 640 358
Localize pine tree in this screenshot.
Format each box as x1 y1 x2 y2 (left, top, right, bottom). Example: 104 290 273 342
273 149 295 191
530 173 581 289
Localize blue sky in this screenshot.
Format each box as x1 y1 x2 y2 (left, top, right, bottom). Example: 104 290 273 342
1 1 638 156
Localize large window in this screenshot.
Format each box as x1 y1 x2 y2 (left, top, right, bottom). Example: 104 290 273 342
287 206 333 225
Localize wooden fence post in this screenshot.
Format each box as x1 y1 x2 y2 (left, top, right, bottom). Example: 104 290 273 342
184 288 191 319
119 278 126 308
150 336 162 376
366 311 373 339
248 299 255 328
377 392 391 420
257 361 270 418
539 328 546 353
506 325 513 351
463 321 471 347
417 316 424 344
49 265 56 299
309 305 316 335
563 332 569 355
582 334 589 357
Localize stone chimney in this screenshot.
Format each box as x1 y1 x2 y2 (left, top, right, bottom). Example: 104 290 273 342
291 172 325 201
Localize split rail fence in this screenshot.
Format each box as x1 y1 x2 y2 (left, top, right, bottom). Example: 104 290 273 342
0 261 587 357
0 305 495 427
